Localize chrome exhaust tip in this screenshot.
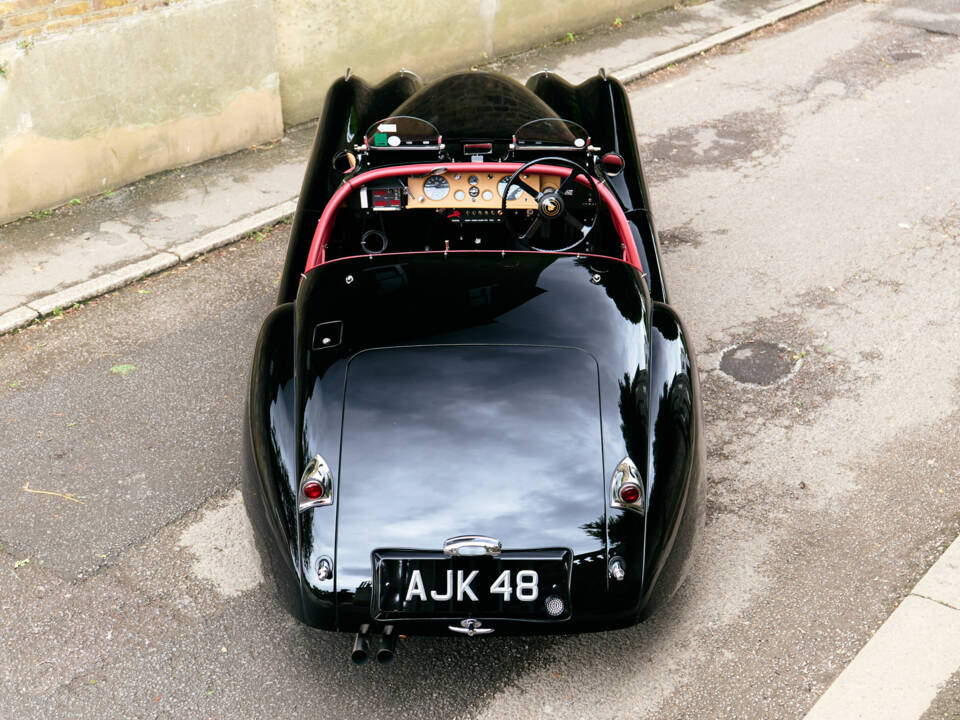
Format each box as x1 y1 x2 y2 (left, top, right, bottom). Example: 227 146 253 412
351 624 370 665
376 625 396 666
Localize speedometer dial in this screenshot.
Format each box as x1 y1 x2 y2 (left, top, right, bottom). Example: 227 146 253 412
497 177 524 201
423 175 450 201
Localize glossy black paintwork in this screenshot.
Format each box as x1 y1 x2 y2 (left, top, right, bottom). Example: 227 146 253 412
244 71 703 636
640 303 705 618
392 73 561 140
334 344 603 630
292 251 654 634
241 303 301 619
339 345 603 556
244 250 702 632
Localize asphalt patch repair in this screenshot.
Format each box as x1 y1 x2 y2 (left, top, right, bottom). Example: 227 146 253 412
719 340 798 385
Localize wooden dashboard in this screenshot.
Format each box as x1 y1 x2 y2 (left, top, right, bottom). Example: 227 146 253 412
405 172 562 210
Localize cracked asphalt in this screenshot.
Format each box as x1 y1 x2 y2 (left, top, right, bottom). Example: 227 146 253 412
1 0 959 717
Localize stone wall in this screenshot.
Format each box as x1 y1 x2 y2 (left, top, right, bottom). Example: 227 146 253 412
274 0 672 125
0 0 671 224
0 0 283 224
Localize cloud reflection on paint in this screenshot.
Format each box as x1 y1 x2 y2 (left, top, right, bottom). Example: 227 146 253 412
335 345 605 588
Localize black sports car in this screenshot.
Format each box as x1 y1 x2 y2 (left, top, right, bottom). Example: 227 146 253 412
242 69 704 665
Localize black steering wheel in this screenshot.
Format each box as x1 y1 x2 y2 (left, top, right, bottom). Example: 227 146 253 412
500 157 600 251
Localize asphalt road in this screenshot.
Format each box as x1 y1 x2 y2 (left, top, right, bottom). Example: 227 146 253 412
1 0 958 717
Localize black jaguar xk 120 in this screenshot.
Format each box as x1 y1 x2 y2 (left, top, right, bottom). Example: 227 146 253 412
242 69 704 665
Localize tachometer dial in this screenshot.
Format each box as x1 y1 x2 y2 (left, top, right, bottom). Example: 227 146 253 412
423 175 450 201
497 178 524 201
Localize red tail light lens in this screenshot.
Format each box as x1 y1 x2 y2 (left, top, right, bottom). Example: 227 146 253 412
618 483 641 504
302 480 325 500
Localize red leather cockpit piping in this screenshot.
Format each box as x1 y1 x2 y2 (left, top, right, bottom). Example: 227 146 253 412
303 162 643 273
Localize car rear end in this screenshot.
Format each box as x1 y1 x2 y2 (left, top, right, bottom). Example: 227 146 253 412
245 252 702 663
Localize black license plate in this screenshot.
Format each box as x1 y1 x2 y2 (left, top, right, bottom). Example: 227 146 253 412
372 549 572 621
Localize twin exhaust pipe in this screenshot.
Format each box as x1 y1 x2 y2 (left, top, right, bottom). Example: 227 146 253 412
351 624 396 666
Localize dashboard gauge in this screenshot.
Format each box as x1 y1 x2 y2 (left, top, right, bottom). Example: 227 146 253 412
468 175 479 185
497 178 524 201
423 175 450 201
454 189 465 201
481 190 493 201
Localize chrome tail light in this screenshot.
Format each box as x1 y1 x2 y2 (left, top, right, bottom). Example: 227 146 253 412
610 456 644 514
298 455 334 511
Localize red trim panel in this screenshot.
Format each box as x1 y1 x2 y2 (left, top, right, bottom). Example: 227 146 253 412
304 162 642 273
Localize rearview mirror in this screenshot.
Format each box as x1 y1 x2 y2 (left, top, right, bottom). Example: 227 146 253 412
599 152 625 177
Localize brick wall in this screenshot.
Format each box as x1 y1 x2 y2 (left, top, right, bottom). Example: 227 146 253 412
0 0 183 43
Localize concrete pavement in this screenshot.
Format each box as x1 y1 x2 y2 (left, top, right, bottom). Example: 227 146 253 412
804 538 960 719
0 128 310 332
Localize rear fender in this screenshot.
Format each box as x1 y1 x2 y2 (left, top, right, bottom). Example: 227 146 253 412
639 302 705 618
242 303 302 619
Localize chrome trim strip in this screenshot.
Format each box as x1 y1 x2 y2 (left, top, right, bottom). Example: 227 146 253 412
442 535 502 557
369 145 445 151
512 144 590 152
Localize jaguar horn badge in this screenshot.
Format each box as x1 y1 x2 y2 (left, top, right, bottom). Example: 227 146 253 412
540 196 562 217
